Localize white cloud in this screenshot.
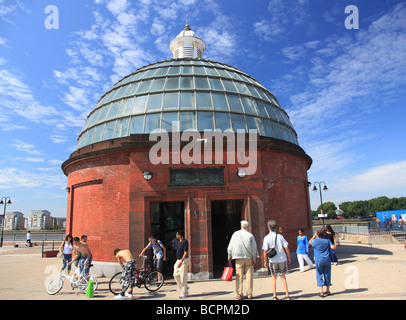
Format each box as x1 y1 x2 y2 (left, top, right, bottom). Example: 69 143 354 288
253 0 309 42
286 3 406 138
11 140 42 155
337 160 406 193
0 167 65 190
0 69 58 123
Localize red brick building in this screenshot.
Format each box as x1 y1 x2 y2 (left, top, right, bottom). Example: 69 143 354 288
62 24 312 279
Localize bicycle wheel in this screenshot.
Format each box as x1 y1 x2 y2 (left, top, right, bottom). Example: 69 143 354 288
144 271 164 292
46 277 64 295
78 275 99 294
109 272 123 295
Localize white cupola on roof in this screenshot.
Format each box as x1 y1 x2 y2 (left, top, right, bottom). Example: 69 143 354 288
170 16 206 59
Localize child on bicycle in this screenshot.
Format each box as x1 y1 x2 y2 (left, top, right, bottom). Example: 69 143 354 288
139 236 166 273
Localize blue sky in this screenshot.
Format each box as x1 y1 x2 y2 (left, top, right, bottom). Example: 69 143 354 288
0 0 405 217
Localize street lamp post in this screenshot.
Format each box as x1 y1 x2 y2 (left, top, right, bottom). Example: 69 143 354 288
312 182 328 228
0 196 12 247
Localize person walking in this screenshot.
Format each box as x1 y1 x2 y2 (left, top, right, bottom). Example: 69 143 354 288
113 248 137 300
262 219 291 300
227 220 259 300
58 234 73 276
325 225 338 265
26 231 32 246
173 230 189 298
309 229 337 297
296 229 313 272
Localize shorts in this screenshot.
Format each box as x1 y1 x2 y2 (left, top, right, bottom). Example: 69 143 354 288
154 258 163 272
268 261 288 276
120 260 137 290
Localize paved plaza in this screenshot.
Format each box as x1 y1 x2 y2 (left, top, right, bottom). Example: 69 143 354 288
0 241 405 301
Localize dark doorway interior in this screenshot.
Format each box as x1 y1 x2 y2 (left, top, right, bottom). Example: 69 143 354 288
150 201 184 276
211 200 243 278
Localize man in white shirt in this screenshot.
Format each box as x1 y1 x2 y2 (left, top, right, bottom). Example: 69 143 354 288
227 220 259 300
262 219 291 300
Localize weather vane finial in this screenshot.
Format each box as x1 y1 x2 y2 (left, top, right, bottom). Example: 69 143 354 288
184 13 191 30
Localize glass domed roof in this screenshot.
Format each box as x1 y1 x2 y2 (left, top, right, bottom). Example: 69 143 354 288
76 58 299 150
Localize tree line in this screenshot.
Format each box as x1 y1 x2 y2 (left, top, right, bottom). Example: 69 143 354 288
311 196 406 219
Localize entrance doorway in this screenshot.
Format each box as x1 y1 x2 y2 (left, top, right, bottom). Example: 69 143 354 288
150 201 184 276
211 200 243 277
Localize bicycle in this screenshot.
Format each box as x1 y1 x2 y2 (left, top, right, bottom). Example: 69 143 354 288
46 259 99 295
109 255 164 294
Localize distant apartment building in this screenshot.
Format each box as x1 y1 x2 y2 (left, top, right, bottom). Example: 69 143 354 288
26 210 53 230
4 211 25 230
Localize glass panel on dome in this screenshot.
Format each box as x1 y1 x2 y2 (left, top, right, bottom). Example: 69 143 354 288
197 111 214 132
279 126 290 141
168 66 180 75
106 101 120 120
234 81 250 95
85 108 101 129
132 95 147 114
143 68 158 78
150 78 166 91
196 92 213 110
120 98 133 116
112 85 129 100
217 69 230 78
129 115 145 134
227 94 244 113
115 117 130 138
255 100 268 118
98 91 114 106
254 117 265 136
136 80 152 94
222 79 238 93
245 116 257 131
214 112 231 131
270 121 283 140
263 119 273 137
146 93 163 112
241 97 257 115
195 77 210 89
263 103 278 121
165 77 179 90
162 112 179 132
179 91 195 110
209 78 224 91
123 82 139 97
96 104 111 124
180 76 194 89
163 92 179 110
212 92 229 111
77 131 87 149
206 67 219 76
180 111 196 131
247 85 261 98
155 67 169 77
181 66 193 74
93 124 105 143
144 113 161 133
230 113 247 132
133 70 146 81
84 127 95 146
103 120 116 140
194 66 206 75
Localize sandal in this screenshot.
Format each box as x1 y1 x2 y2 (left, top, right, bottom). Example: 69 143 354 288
319 293 326 298
273 296 278 300
283 296 291 300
